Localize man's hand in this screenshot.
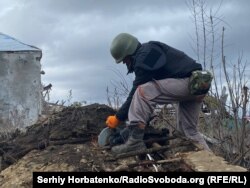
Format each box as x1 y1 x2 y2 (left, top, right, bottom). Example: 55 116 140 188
106 115 120 129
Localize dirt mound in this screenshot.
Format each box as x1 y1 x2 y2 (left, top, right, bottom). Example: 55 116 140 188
0 103 247 187
0 103 116 170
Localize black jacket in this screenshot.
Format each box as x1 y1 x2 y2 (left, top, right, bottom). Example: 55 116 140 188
116 41 202 121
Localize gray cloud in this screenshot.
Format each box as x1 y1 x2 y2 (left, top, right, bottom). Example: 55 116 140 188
0 0 249 105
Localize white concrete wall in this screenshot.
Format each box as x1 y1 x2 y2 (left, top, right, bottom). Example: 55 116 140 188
0 51 42 132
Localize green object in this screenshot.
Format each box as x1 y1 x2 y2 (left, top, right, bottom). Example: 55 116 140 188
110 33 139 63
189 70 213 95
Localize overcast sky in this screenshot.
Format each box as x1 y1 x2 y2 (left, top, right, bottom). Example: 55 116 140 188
0 0 249 105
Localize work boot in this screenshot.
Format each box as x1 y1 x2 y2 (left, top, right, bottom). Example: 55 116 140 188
111 126 146 154
109 127 130 146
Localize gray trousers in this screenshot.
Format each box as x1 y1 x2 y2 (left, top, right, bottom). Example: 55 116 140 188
128 78 210 151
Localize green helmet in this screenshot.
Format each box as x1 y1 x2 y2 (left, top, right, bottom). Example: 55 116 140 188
110 33 139 63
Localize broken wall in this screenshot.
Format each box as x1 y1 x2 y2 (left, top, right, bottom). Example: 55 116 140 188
0 51 42 132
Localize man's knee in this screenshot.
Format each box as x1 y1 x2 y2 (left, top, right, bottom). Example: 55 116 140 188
136 82 161 101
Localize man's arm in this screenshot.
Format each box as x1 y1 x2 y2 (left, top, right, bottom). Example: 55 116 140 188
115 68 153 121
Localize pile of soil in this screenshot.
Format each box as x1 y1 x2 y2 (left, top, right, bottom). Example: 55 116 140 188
0 103 116 170
1 103 245 187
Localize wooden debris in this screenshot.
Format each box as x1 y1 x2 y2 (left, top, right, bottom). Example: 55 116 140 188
110 142 192 160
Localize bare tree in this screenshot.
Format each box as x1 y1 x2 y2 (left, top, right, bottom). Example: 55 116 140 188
188 0 250 168
106 68 132 110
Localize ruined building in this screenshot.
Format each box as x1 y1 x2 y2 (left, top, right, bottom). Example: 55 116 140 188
0 33 42 132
